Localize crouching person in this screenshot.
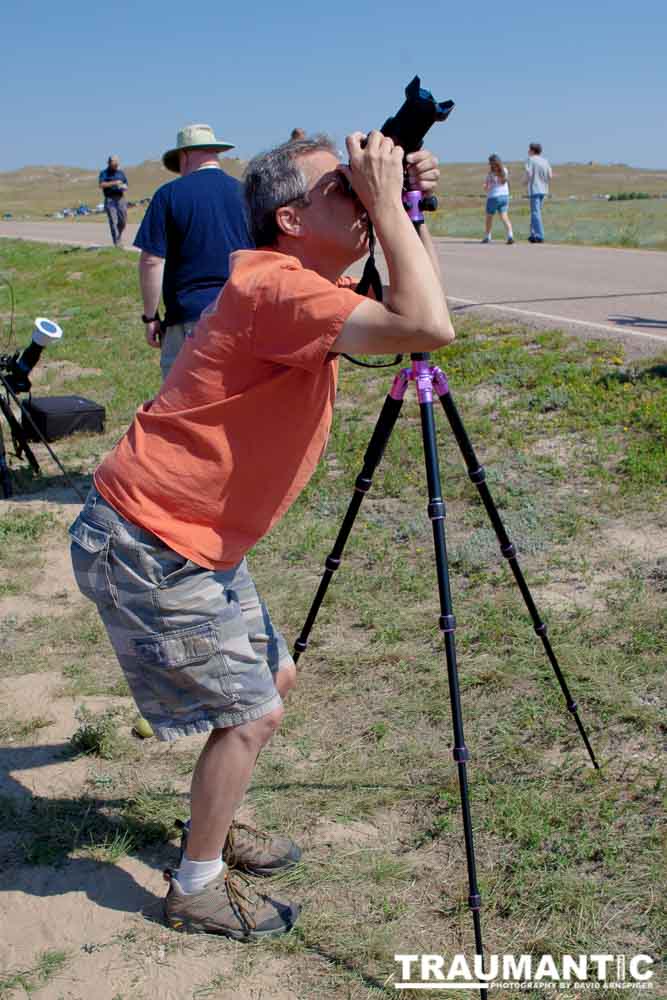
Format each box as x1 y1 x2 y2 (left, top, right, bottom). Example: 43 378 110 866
69 130 455 938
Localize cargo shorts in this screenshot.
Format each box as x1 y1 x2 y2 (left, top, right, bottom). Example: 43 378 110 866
69 487 288 741
160 322 196 381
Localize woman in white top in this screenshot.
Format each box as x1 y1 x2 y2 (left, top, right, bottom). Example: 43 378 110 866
482 154 514 244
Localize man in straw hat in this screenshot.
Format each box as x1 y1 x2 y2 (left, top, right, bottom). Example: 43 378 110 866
70 129 454 938
135 123 253 379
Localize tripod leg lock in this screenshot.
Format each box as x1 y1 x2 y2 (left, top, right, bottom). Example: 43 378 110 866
428 500 445 521
567 700 578 714
354 474 372 494
294 638 308 654
453 745 470 763
325 555 341 571
501 542 516 559
534 622 548 636
469 465 486 485
439 614 456 633
468 893 482 911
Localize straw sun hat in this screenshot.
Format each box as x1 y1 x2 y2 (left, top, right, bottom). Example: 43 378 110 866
162 123 235 173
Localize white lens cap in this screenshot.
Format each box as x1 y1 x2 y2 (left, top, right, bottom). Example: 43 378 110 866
33 317 63 347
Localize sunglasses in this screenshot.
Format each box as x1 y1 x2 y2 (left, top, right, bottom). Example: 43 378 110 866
281 169 359 214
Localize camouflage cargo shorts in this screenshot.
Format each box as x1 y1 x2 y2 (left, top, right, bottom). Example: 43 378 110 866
69 487 288 741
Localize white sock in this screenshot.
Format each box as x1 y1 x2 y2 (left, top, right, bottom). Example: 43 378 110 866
507 229 514 239
175 855 225 894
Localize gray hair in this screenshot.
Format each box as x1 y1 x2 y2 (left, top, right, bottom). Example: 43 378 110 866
244 134 338 247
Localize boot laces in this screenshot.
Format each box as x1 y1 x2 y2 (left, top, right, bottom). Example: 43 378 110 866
225 822 272 864
224 868 260 931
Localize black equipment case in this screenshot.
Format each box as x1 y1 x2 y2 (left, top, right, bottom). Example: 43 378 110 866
21 395 106 443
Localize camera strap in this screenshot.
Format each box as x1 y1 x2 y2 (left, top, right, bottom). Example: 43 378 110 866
355 223 383 301
341 221 402 369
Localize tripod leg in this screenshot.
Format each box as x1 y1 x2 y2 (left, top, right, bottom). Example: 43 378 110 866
293 391 405 662
418 395 487 998
437 382 600 770
0 378 85 501
0 420 12 498
0 395 41 477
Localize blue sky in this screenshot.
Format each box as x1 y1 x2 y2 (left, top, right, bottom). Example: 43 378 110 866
2 0 665 171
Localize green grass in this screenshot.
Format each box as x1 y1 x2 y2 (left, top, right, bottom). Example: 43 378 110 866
0 511 60 564
0 714 53 741
69 706 129 760
3 782 186 866
429 196 667 249
0 949 69 999
0 240 665 997
59 659 131 698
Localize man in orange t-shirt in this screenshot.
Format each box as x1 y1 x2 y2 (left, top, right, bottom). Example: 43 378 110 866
69 131 455 938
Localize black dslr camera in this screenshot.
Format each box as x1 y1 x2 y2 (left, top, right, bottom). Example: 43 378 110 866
343 76 454 212
380 75 454 155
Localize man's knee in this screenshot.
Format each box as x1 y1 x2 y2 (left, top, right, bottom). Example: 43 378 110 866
227 704 284 750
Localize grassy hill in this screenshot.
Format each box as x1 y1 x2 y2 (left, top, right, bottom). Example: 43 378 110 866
0 157 245 217
440 161 667 198
2 158 666 219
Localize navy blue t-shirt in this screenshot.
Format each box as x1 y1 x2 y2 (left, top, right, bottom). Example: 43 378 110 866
99 168 128 199
134 168 254 325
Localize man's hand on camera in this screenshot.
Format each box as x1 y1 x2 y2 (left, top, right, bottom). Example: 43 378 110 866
144 319 161 348
342 131 405 220
405 149 440 195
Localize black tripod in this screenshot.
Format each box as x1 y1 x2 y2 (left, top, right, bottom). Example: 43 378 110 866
293 352 600 998
0 377 41 498
0 370 84 500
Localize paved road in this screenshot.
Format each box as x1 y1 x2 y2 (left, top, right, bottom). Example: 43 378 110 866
2 221 665 357
0 220 136 250
439 239 667 358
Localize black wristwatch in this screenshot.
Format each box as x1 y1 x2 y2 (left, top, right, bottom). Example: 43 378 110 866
141 313 159 324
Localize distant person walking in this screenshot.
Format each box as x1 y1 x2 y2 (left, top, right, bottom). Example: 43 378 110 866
134 124 253 380
481 154 514 244
524 142 552 243
99 155 128 246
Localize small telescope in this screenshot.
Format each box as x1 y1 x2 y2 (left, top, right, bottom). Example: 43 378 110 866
0 318 63 394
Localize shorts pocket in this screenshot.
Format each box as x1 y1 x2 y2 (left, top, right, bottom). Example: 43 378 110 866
132 622 234 705
134 622 218 669
69 516 117 606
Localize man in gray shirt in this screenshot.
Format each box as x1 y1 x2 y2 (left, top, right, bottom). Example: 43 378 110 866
524 142 552 243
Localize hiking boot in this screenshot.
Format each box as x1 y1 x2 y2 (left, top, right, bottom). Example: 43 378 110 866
164 866 299 939
506 236 514 244
175 818 301 877
481 235 491 243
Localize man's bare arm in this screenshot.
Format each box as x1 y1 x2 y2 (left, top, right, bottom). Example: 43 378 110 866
334 133 454 356
377 225 445 308
138 251 165 348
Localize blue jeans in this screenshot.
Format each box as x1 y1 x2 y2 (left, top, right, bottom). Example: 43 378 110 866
530 194 545 240
104 197 127 245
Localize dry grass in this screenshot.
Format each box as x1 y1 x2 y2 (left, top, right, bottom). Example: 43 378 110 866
2 158 666 219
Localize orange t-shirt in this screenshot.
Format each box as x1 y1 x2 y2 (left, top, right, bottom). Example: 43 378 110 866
95 250 364 570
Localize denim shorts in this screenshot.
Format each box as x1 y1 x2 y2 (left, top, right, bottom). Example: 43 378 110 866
69 487 287 740
486 196 509 214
